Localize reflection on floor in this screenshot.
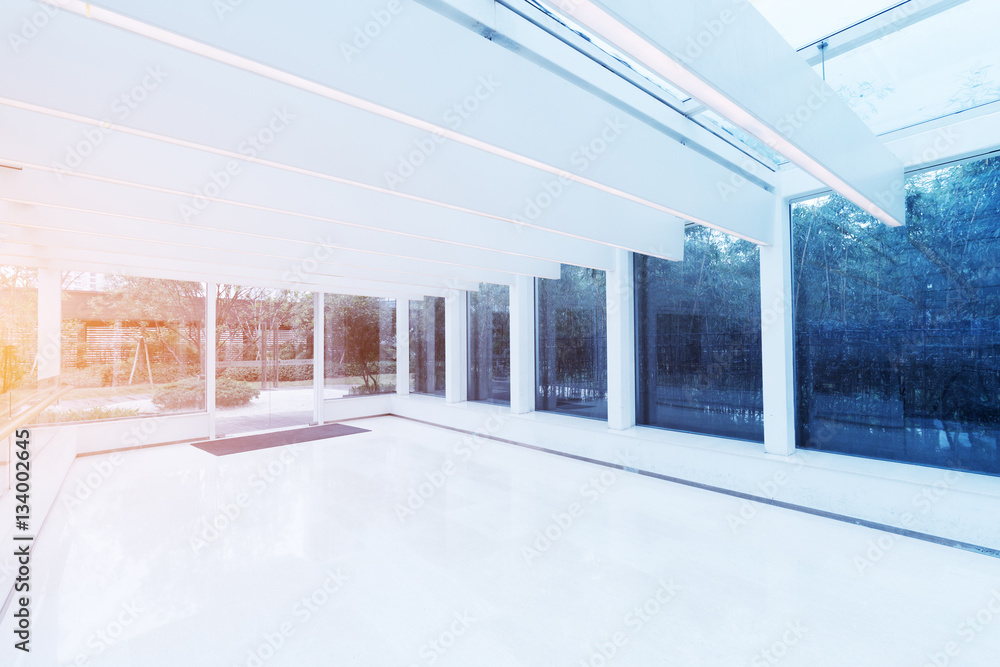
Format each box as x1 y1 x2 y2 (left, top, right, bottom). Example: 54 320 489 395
215 410 313 437
4 416 1000 666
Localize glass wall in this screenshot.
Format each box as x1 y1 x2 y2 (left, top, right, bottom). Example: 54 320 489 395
0 267 38 408
635 228 764 441
1 266 38 496
409 297 445 397
325 295 396 398
792 155 1000 475
536 264 607 419
42 273 206 424
468 283 510 404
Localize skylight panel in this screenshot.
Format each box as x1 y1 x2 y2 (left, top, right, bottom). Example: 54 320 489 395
749 0 907 49
817 0 1000 135
523 0 693 103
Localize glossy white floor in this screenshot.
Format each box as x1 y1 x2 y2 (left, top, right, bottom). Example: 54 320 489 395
4 416 1000 666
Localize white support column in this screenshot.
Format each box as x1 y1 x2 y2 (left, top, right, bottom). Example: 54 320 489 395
396 298 410 396
760 188 796 456
444 289 468 404
313 292 324 424
206 282 217 440
607 249 636 431
36 268 61 389
509 274 535 415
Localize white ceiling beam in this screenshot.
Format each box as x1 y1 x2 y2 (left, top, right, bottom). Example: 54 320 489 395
0 169 563 278
780 105 1000 200
0 199 525 285
0 114 617 271
541 0 906 227
0 252 445 299
0 217 519 287
0 240 478 294
22 1 692 258
421 0 780 187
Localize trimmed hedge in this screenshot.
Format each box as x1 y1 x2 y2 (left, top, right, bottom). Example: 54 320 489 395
153 377 261 409
152 378 205 410
63 363 202 388
219 366 257 383
217 377 261 407
218 365 314 383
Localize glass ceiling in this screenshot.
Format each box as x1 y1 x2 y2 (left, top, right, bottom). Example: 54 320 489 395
691 110 787 169
813 0 1000 136
523 0 693 105
521 0 1000 167
522 0 783 170
749 0 904 49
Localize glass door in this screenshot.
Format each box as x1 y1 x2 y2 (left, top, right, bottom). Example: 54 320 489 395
215 286 314 436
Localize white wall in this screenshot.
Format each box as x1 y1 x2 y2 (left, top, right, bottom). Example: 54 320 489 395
24 395 395 459
32 412 211 457
0 426 76 606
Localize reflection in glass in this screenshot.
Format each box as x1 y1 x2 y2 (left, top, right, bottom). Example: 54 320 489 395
468 284 510 405
636 229 764 441
325 295 396 398
536 264 607 420
410 297 446 397
793 155 1000 475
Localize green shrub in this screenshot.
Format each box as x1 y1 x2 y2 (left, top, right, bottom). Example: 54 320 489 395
216 377 261 407
152 378 205 410
153 377 260 409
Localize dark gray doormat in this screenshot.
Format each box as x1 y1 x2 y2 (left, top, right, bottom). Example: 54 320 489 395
191 423 370 456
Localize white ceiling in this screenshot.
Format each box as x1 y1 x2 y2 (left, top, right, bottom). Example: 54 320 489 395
1 0 967 295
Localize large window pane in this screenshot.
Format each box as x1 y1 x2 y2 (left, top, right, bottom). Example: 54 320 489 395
792 155 1000 475
536 264 607 420
325 295 396 398
42 273 206 424
216 287 313 435
409 297 445 397
468 283 510 405
0 267 38 411
636 229 764 441
1 266 38 497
